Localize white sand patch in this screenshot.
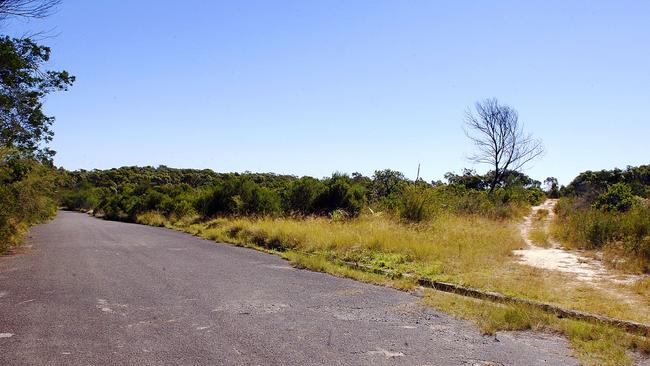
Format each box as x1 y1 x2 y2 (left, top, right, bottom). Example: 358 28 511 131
513 246 607 281
514 199 642 284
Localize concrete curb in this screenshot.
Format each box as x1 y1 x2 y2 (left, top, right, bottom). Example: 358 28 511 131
338 260 650 336
418 278 650 336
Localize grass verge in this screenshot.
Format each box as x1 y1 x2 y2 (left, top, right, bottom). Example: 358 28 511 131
134 211 650 365
422 290 649 366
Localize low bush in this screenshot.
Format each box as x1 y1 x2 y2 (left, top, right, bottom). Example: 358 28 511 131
135 211 168 227
0 150 58 253
593 183 637 212
553 197 650 271
313 174 367 217
60 187 100 211
58 166 542 224
399 185 433 222
283 176 326 214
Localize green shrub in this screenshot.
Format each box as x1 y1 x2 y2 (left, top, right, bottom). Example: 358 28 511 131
0 151 58 253
284 176 326 214
169 199 196 218
314 174 367 217
57 167 540 224
60 188 99 211
370 169 408 209
593 183 636 212
553 197 650 270
233 182 281 216
399 185 433 222
193 177 281 217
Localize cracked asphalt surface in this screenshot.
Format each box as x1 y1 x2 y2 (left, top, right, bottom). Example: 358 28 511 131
0 211 578 365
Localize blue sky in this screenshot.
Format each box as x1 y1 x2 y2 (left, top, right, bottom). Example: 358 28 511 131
3 0 649 184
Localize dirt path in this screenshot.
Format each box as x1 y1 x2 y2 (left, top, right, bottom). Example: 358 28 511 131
514 199 641 284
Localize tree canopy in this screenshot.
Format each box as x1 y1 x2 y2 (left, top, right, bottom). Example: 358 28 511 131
0 36 74 160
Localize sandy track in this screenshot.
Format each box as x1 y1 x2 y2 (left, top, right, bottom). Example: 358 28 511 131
514 199 642 284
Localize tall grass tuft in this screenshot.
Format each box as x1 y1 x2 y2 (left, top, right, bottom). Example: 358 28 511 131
552 198 650 272
135 211 168 227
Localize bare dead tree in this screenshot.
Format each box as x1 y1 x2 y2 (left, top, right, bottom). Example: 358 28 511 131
0 0 60 21
464 98 544 194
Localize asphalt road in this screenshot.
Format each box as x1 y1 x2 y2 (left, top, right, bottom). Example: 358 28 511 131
0 211 578 365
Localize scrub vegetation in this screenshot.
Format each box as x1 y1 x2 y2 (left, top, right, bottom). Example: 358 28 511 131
58 164 650 365
0 34 74 253
552 166 650 273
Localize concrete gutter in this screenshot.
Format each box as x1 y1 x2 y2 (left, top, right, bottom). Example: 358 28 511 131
338 259 650 336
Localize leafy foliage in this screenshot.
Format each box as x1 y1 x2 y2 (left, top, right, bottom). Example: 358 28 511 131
0 36 74 160
399 185 432 221
59 165 542 224
544 177 560 198
0 148 58 252
563 165 650 201
553 165 650 271
593 183 637 212
283 176 326 214
0 36 73 251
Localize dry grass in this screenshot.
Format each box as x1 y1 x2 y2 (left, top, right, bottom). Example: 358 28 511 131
166 214 650 322
533 208 550 222
550 199 650 272
141 211 650 364
178 213 523 278
529 227 551 247
422 290 649 366
0 219 28 254
135 211 168 227
631 277 650 300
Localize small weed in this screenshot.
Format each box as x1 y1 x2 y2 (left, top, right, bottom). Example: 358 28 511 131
529 227 551 247
135 211 167 227
533 209 549 222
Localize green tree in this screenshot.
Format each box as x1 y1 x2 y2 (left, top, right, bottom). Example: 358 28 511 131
544 177 560 198
371 169 407 202
0 36 74 160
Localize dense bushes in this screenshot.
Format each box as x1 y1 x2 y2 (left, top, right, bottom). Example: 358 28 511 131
562 165 650 200
553 198 650 268
399 185 433 221
59 184 101 211
396 183 536 222
553 165 650 271
593 183 636 212
196 177 281 217
283 177 326 214
314 174 367 217
0 35 73 252
58 166 543 224
0 150 58 252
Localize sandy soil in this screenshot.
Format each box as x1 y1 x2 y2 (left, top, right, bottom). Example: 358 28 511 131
513 199 641 284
